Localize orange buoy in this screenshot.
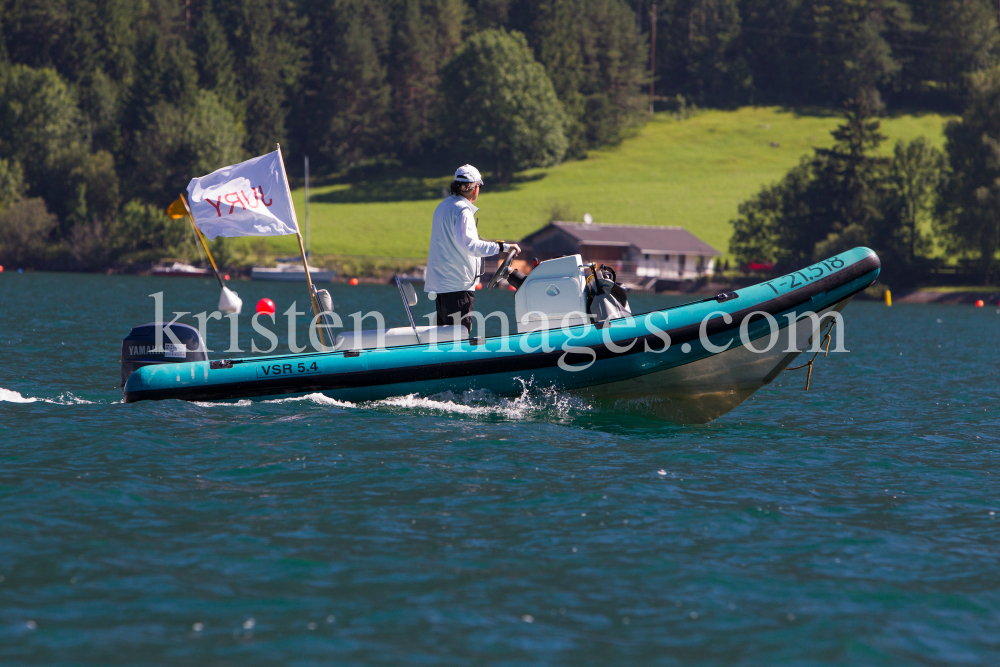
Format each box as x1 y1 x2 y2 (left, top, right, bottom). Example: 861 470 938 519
256 298 276 314
508 285 516 291
349 278 359 286
475 283 483 290
223 274 230 281
0 265 4 272
975 299 985 307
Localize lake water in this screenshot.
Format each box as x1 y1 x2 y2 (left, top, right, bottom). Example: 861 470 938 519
2 272 998 665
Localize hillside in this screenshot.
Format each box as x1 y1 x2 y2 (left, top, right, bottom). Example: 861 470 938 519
260 107 950 262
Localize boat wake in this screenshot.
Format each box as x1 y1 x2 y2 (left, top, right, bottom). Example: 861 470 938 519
371 381 591 421
186 380 591 421
264 393 356 408
0 387 36 403
376 394 488 415
192 399 254 408
0 387 96 405
0 382 589 421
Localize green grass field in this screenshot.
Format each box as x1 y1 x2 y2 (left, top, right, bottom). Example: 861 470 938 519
259 106 950 262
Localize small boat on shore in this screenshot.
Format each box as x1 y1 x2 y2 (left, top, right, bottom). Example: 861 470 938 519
122 247 880 423
152 261 213 278
252 261 336 282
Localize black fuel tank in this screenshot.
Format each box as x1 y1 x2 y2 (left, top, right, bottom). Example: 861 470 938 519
121 323 208 387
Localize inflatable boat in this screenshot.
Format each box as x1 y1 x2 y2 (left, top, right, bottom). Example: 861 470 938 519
121 247 880 423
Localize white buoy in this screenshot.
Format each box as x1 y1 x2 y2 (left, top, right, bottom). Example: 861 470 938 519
219 286 243 314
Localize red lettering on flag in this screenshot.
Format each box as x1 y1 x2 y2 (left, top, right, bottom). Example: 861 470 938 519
206 197 223 217
224 192 245 214
241 189 260 208
258 186 273 207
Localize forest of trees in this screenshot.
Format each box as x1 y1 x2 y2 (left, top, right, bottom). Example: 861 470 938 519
645 0 1000 110
1 0 999 281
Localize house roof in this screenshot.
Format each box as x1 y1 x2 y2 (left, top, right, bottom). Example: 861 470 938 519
522 222 721 256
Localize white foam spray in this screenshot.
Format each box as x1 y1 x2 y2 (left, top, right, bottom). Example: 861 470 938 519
0 388 95 405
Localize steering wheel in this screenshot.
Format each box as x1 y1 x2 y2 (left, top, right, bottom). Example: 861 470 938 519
486 250 517 289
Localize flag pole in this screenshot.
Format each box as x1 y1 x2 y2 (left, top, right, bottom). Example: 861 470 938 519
304 155 310 261
180 193 225 289
277 144 330 350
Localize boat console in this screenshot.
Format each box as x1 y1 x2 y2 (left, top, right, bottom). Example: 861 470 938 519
514 255 590 332
511 254 630 332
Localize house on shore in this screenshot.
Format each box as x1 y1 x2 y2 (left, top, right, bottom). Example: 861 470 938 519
520 221 722 285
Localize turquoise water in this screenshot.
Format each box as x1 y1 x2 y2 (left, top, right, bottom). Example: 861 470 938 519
2 272 999 665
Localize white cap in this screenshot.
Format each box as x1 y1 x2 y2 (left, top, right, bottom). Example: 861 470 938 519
454 164 483 185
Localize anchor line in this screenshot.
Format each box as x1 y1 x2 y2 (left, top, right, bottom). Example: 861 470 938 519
785 320 835 391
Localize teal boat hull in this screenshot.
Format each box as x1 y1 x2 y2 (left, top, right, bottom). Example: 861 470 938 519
123 248 880 423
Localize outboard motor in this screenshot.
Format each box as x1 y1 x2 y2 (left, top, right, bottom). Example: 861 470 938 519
590 292 630 323
121 323 208 387
586 264 631 324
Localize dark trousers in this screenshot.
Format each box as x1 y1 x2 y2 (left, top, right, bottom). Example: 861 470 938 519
435 291 475 333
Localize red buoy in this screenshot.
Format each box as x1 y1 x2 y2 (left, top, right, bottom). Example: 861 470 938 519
256 298 276 314
223 274 230 281
475 283 483 290
0 265 4 272
975 299 985 307
349 278 359 286
509 284 516 291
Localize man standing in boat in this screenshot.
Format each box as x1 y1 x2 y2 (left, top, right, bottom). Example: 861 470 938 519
425 164 519 332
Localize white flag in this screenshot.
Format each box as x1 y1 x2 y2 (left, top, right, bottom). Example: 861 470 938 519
186 150 299 240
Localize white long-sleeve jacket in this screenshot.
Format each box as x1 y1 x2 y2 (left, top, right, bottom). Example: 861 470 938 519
424 195 500 294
